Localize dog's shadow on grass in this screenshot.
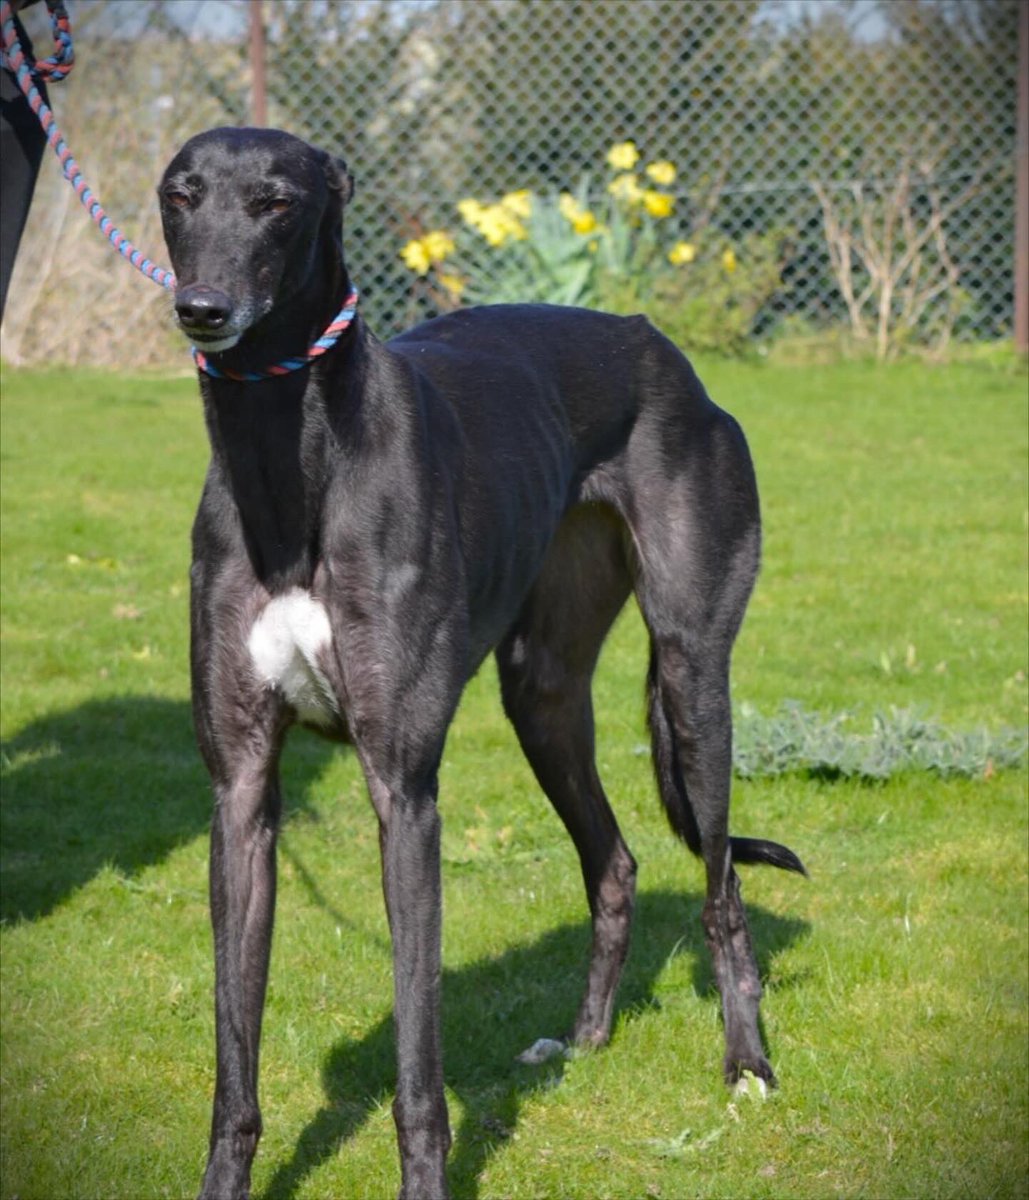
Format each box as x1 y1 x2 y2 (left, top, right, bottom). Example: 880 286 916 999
2 699 808 1198
0 696 335 923
261 889 809 1200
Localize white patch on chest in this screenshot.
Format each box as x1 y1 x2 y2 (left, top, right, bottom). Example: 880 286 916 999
247 589 337 725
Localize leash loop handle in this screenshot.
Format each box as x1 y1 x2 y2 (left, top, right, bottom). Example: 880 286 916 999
0 0 74 81
33 0 74 81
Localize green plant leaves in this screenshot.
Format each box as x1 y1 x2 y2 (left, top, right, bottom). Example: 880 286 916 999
732 701 1027 781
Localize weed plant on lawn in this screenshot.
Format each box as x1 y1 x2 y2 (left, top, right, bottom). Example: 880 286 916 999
1 357 1026 1199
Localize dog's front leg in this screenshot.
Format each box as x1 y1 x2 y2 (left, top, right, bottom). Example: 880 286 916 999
366 765 452 1200
325 476 466 1196
199 765 282 1200
192 573 286 1200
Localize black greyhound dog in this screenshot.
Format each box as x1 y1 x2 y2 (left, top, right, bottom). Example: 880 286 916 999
159 127 805 1200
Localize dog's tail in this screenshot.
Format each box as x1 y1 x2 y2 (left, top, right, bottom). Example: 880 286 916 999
646 654 807 877
726 835 807 875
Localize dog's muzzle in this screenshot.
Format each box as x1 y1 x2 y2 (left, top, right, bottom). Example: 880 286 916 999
175 283 242 352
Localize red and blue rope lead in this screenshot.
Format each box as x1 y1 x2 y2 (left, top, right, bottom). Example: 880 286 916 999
0 0 359 380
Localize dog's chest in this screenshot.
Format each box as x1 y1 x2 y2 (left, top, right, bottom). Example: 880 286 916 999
247 589 338 725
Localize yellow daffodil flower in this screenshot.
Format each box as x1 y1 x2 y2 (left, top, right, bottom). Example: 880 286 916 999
457 198 486 226
722 247 738 274
645 160 677 186
458 197 527 247
438 273 466 298
607 140 639 171
400 229 456 275
559 193 598 235
422 230 455 262
500 189 532 219
607 172 643 204
559 192 580 222
669 241 697 266
400 238 432 275
481 204 528 247
642 190 675 219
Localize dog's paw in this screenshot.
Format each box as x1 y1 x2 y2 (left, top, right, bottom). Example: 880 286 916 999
733 1070 769 1101
516 1037 568 1065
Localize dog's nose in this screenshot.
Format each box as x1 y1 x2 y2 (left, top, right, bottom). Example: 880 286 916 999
175 284 233 331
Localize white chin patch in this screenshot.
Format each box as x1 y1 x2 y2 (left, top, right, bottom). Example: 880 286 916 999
189 331 242 353
248 590 337 725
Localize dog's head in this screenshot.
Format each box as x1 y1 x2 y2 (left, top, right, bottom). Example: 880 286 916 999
159 127 354 353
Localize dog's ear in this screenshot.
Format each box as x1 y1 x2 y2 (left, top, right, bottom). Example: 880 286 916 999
323 154 355 206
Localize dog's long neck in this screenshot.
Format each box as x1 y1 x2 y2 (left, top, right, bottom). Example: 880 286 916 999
197 251 362 593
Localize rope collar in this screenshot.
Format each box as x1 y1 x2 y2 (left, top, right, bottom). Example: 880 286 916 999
193 288 360 381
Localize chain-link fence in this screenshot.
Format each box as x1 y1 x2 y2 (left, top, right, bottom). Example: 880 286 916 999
2 0 1022 366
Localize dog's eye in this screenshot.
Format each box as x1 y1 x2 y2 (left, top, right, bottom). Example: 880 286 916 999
164 190 192 210
265 197 293 215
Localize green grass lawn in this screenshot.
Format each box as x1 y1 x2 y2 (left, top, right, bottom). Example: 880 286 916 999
1 355 1026 1199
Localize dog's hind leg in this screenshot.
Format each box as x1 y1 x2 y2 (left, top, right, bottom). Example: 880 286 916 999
496 504 636 1051
646 632 773 1085
628 404 805 1087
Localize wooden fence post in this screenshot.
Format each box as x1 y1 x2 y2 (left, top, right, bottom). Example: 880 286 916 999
249 0 267 128
1015 0 1027 354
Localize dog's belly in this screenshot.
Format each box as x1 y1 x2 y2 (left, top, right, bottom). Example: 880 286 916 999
247 589 338 726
